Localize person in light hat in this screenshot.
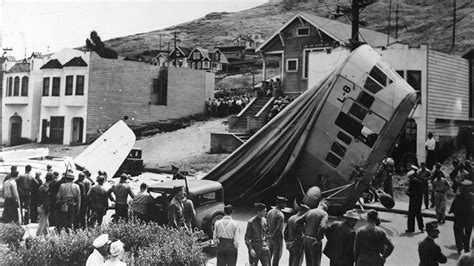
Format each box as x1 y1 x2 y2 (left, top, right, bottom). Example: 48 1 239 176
56 172 81 232
324 209 360 266
86 234 111 266
450 179 473 254
406 164 425 233
104 240 125 266
268 196 288 266
418 221 447 265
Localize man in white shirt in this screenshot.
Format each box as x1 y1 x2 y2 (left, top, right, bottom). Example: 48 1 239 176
213 205 240 266
425 132 437 170
86 234 111 266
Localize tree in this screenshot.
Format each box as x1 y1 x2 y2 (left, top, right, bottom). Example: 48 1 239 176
86 30 118 59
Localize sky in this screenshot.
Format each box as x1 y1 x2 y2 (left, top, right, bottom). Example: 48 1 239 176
1 0 267 58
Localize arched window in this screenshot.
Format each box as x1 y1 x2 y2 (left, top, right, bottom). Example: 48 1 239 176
21 76 28 96
8 77 13 96
13 77 20 96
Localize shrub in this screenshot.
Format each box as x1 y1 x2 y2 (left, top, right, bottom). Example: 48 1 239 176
0 220 208 265
0 223 25 249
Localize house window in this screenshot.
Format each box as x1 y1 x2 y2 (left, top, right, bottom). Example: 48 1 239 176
297 27 310 37
65 75 74 95
21 76 28 96
151 69 168 105
76 75 84 95
52 77 60 96
214 53 220 61
13 77 20 96
286 58 298 72
197 62 202 69
7 77 13 96
407 70 421 91
191 62 195 69
43 77 50 96
203 61 210 69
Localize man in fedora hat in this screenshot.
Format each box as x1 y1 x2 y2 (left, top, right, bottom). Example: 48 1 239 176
449 179 473 254
245 202 270 266
406 164 425 233
86 233 111 266
284 197 309 266
107 173 134 222
56 172 81 232
418 221 447 265
268 196 287 266
324 209 360 266
354 210 394 266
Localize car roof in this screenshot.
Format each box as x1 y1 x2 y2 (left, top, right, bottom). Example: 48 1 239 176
148 179 222 196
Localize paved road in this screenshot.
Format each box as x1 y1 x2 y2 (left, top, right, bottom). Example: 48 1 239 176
206 207 461 266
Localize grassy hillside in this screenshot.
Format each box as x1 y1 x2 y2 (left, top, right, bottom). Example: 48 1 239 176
105 0 474 57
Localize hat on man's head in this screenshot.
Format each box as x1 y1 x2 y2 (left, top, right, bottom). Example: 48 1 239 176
120 173 128 181
173 185 185 194
92 234 110 248
109 240 124 257
65 172 75 179
367 210 379 221
254 202 266 212
461 179 473 186
343 209 361 220
425 221 439 233
276 196 288 203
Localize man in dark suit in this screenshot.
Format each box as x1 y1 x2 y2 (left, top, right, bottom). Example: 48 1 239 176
406 165 425 233
449 179 473 254
418 221 447 265
324 209 360 266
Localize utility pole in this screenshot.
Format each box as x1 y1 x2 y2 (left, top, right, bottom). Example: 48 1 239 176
452 0 456 49
395 3 399 39
351 0 359 42
159 34 162 51
387 0 392 46
173 31 177 66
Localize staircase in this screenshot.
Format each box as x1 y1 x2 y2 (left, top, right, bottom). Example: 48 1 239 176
229 95 273 134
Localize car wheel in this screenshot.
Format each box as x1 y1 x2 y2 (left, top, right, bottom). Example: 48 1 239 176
208 213 224 237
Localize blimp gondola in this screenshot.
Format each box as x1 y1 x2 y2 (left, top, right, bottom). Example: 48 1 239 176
204 44 418 214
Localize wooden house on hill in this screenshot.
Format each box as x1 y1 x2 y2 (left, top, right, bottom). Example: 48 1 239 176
169 46 191 68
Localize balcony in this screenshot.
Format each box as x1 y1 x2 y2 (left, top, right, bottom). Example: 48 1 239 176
41 96 60 107
4 96 28 105
63 96 86 107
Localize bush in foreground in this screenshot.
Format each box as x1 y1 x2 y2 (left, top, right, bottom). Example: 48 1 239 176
0 220 207 265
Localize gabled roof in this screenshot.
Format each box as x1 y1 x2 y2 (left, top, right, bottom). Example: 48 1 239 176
212 48 229 64
63 56 88 67
30 52 42 59
188 47 210 60
40 59 63 69
8 62 30 73
170 46 192 57
257 12 395 52
3 56 16 62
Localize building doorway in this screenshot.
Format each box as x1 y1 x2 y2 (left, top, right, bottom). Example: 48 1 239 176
9 115 22 146
390 119 418 172
71 117 84 144
41 119 48 143
49 116 65 144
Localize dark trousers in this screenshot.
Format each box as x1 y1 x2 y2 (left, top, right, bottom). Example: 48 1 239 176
303 237 322 266
3 198 19 223
113 203 128 222
19 194 31 224
407 195 424 231
30 197 39 223
288 241 304 266
426 150 436 171
249 241 270 266
89 208 105 227
270 233 283 266
330 261 354 266
74 200 87 229
454 214 472 252
56 205 77 232
383 176 393 198
217 238 237 266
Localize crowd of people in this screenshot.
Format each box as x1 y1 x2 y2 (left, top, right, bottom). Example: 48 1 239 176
267 96 295 122
206 95 254 117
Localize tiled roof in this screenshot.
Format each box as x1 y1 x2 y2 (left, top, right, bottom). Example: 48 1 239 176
8 62 30 73
63 56 88 67
40 59 63 69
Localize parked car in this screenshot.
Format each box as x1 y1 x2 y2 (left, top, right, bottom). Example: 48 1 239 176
146 179 225 237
